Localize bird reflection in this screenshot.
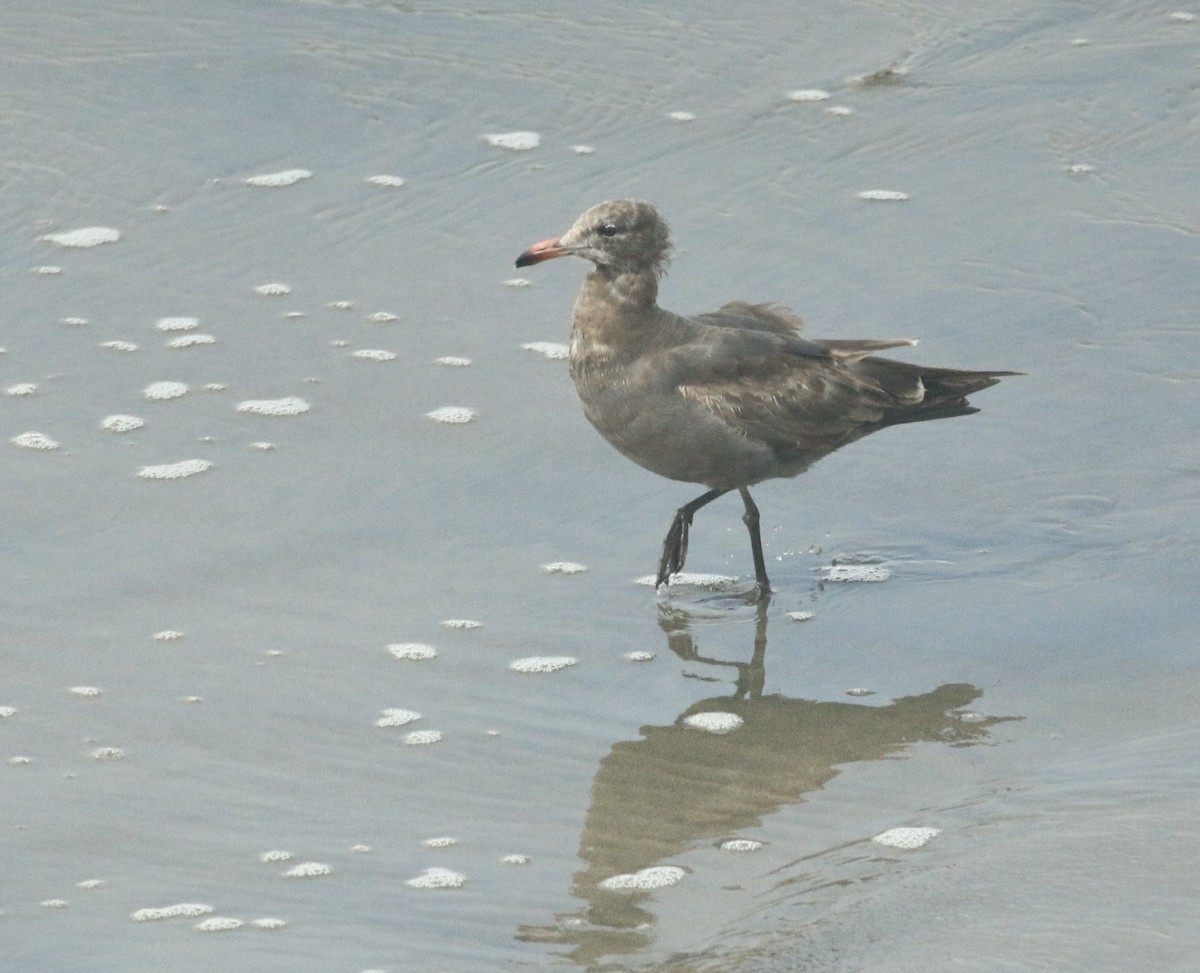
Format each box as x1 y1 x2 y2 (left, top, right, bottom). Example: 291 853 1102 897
518 599 1019 962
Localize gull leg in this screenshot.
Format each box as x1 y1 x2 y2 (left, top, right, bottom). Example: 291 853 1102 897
656 488 728 588
738 487 772 598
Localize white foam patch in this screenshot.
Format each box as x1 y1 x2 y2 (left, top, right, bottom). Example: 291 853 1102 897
154 630 184 641
350 844 371 853
143 381 188 400
720 839 764 852
254 282 292 296
0 706 16 718
156 316 198 332
195 916 242 932
571 145 595 155
168 334 216 349
375 708 421 727
250 442 275 451
366 174 406 187
353 349 396 362
42 226 120 248
90 746 126 760
61 316 88 326
100 340 138 352
41 899 68 908
502 853 531 864
484 131 540 150
636 572 737 588
76 879 106 890
69 686 103 697
441 619 481 630
8 756 32 765
426 406 476 424
132 903 213 922
845 687 875 697
599 865 686 890
6 383 38 396
872 826 941 849
282 862 331 878
138 459 212 480
624 651 656 662
423 836 458 848
521 341 569 359
245 168 312 187
667 111 696 121
388 643 437 661
404 730 443 745
11 431 59 450
826 105 854 116
258 850 293 863
683 712 744 734
1169 11 1196 21
787 611 814 622
1064 163 1096 174
435 356 472 367
509 656 577 674
788 88 831 101
823 564 891 582
236 397 310 416
504 277 533 287
858 190 909 201
368 311 399 322
251 917 288 929
329 300 354 310
406 867 465 889
542 561 587 574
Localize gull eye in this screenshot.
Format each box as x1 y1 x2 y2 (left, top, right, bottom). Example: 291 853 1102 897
596 223 622 238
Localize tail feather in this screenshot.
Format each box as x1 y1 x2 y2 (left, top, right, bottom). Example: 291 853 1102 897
859 358 1022 427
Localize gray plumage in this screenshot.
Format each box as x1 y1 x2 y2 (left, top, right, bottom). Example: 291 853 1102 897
516 199 1018 596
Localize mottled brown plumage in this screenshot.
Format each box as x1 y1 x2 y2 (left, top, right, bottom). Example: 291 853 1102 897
516 199 1017 597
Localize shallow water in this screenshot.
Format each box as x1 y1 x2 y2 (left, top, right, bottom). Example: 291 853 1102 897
3 1 1198 971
